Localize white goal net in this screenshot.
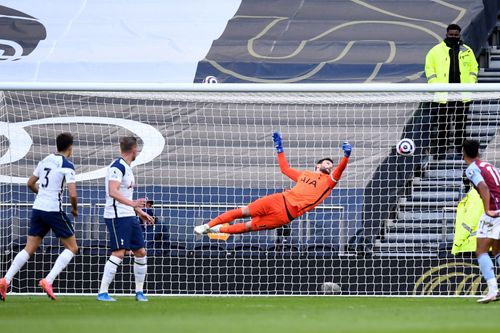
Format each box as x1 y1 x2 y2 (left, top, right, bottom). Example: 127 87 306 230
1 85 499 296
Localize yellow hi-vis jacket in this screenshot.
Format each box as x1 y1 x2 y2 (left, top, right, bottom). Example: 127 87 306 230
451 188 484 255
425 41 478 103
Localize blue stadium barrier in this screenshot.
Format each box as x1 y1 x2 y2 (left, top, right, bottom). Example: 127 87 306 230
3 185 362 257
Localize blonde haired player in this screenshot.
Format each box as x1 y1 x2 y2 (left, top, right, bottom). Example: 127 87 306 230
96 136 154 302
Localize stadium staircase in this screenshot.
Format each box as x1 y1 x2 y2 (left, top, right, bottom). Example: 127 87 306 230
373 21 500 258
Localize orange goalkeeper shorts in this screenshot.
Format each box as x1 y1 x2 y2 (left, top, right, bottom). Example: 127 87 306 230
247 193 298 230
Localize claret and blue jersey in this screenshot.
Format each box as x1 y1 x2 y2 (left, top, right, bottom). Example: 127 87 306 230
466 160 500 210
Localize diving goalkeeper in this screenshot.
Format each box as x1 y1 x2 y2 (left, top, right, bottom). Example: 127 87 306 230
194 132 351 235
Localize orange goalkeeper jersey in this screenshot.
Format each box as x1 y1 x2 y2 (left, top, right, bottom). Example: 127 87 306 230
277 152 348 217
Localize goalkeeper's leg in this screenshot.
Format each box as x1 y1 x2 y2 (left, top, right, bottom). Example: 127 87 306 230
208 208 247 227
217 217 290 234
194 207 248 234
215 194 292 234
195 194 291 235
207 193 285 228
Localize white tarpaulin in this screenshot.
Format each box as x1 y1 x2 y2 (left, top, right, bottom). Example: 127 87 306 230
0 0 240 83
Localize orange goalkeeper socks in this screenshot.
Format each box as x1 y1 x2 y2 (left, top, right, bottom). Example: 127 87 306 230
208 208 243 227
220 223 248 234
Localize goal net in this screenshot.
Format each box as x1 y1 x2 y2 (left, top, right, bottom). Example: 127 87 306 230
1 86 499 296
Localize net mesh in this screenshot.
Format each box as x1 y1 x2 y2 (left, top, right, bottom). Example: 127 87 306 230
1 89 499 296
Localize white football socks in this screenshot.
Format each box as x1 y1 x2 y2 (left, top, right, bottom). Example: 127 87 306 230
98 255 122 294
487 277 498 294
45 249 75 284
134 256 147 293
4 249 30 284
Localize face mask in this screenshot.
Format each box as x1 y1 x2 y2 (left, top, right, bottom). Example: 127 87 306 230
445 37 460 46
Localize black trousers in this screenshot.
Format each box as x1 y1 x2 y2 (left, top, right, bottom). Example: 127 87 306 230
432 101 469 157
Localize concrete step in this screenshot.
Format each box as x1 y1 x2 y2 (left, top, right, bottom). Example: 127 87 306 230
469 103 500 113
384 232 450 242
370 252 438 258
479 68 500 75
465 126 497 137
489 46 500 55
412 183 463 195
425 159 465 169
374 242 440 254
423 168 462 179
412 177 462 187
398 198 458 209
410 191 461 201
478 77 500 83
388 222 453 233
396 210 456 221
468 119 500 129
489 58 500 67
468 113 500 121
412 185 464 194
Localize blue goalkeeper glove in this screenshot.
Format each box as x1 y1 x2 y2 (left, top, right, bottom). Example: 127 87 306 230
272 132 284 153
342 142 352 157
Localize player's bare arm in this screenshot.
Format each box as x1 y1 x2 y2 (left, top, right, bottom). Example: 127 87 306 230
27 175 39 194
475 181 498 217
67 182 78 217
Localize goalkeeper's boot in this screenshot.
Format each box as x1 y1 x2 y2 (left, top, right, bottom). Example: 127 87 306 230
96 292 116 302
39 279 56 300
135 291 148 302
477 291 497 304
0 278 8 301
194 224 210 235
208 225 223 233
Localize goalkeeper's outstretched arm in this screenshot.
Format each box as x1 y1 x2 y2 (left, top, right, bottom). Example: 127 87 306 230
330 142 351 186
272 132 300 181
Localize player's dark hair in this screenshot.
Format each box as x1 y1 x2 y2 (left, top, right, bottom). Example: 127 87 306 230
462 139 480 158
447 24 461 32
120 136 138 153
316 157 334 165
146 200 154 206
56 132 73 152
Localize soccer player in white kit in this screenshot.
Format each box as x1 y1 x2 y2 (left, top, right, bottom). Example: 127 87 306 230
0 133 78 301
463 139 500 303
96 136 154 302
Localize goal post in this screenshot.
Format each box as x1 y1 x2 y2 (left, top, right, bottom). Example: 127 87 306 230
1 83 500 296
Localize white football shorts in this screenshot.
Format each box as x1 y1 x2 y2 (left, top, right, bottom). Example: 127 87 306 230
477 213 500 239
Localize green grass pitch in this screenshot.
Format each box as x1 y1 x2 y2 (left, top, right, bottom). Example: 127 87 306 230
1 296 498 333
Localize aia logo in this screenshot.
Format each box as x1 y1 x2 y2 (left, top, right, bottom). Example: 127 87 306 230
0 6 46 61
300 176 317 188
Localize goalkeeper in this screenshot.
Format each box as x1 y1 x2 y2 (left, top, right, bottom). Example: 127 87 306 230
194 132 351 235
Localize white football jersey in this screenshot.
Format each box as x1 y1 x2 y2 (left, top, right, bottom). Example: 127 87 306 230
32 154 76 212
103 158 136 218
